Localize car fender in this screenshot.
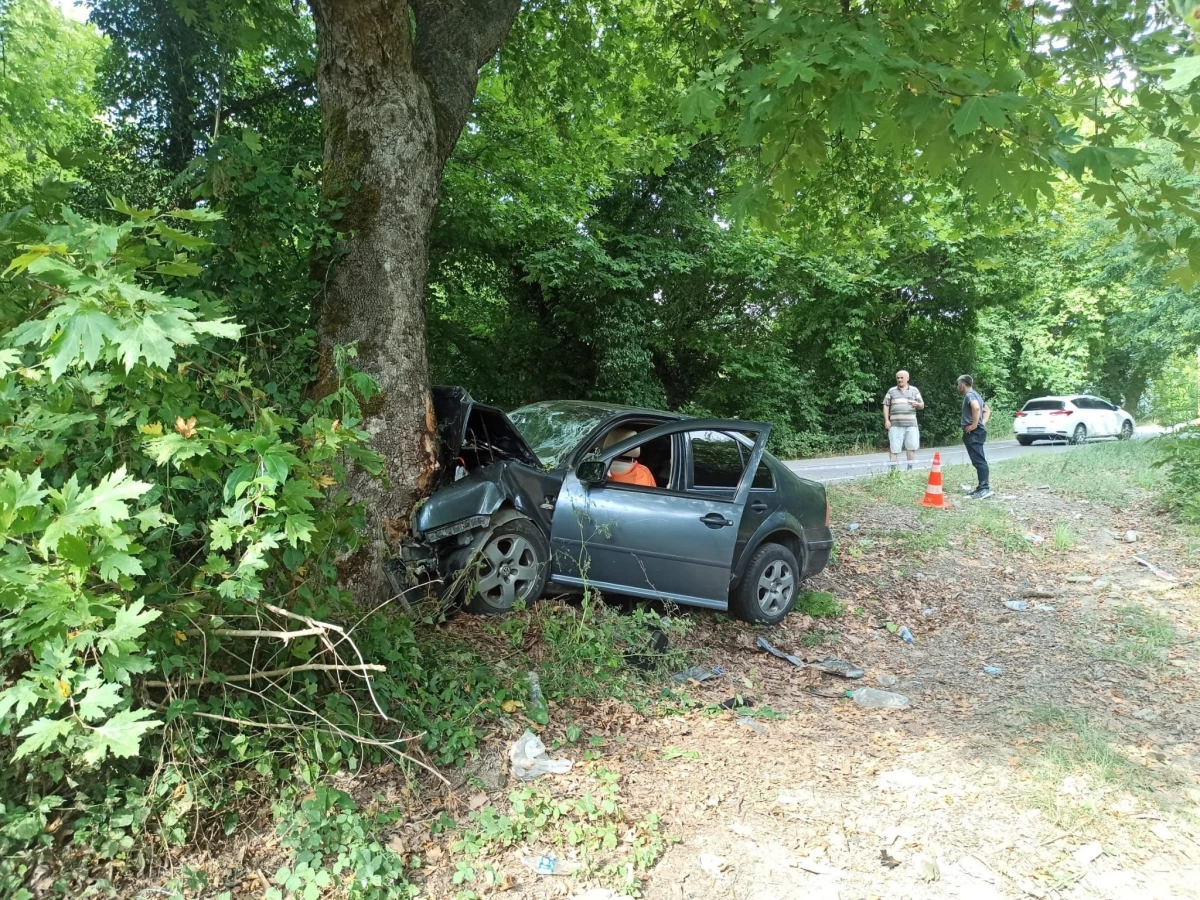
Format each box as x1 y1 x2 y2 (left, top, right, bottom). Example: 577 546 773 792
730 510 810 589
415 461 560 540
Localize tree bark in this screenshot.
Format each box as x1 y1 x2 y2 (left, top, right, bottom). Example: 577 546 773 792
308 0 520 602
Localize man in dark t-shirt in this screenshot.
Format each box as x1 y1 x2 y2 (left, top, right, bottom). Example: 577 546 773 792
957 374 992 499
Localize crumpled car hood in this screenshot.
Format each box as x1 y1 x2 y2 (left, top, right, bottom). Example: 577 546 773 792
432 385 541 478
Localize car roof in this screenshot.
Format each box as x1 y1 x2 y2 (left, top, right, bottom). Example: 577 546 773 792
511 399 685 420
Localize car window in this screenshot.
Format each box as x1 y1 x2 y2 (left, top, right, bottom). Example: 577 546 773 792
1070 397 1092 409
752 460 774 490
1023 399 1065 411
1093 398 1115 410
691 431 745 489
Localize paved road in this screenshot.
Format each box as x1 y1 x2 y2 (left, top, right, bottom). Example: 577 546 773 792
783 429 1158 484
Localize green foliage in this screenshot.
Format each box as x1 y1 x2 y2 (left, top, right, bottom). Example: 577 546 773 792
796 590 841 618
0 0 105 208
1156 428 1200 523
269 785 416 900
0 203 379 892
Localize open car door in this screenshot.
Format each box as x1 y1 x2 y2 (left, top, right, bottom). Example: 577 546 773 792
548 418 771 609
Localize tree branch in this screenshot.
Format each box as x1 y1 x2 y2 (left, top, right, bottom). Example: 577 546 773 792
144 662 385 688
411 0 523 162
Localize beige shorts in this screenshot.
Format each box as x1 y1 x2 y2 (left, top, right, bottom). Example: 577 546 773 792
889 424 920 453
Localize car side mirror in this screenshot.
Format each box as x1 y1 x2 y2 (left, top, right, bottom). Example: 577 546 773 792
576 459 607 485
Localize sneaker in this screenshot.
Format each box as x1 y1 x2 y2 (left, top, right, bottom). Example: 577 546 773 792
974 487 994 500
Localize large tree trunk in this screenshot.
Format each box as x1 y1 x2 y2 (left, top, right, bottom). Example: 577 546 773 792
308 0 520 601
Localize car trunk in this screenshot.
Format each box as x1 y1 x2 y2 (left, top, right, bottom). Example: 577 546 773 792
432 386 542 483
1021 400 1067 432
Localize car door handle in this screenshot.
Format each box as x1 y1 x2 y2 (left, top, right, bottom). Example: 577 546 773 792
700 512 734 528
749 501 769 513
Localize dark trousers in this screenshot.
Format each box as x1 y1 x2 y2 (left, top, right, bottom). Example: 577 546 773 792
962 427 989 489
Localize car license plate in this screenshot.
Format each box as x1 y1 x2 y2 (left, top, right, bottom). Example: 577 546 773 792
1029 427 1045 433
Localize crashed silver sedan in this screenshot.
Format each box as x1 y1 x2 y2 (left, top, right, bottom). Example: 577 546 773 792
394 387 834 624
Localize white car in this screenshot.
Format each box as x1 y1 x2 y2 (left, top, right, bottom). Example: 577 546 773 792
1014 395 1136 445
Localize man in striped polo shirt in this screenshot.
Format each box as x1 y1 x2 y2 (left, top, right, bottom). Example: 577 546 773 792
883 370 924 471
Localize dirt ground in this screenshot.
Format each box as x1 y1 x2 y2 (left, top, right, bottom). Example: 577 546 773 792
408 478 1200 900
168 469 1200 900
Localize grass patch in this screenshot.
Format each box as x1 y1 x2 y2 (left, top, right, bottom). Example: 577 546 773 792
1052 521 1077 551
1017 704 1145 793
1103 603 1177 667
992 438 1161 501
796 590 842 617
448 769 675 895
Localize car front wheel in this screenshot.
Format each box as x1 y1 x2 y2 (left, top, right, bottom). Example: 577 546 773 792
1118 420 1134 440
1070 423 1087 445
450 517 550 614
731 542 800 625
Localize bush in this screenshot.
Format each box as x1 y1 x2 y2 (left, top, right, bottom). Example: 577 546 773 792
0 203 382 893
1156 428 1200 523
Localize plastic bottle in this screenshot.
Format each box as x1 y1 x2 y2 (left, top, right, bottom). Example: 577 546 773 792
847 687 910 708
527 671 548 723
898 626 914 643
1004 600 1028 611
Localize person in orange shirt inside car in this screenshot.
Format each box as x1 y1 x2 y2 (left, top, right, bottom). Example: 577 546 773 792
601 428 657 487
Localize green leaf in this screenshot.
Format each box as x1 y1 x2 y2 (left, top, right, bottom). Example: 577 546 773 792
680 83 722 125
99 598 161 651
951 95 1011 136
154 223 210 250
81 708 159 764
77 682 123 722
156 261 203 277
13 716 74 760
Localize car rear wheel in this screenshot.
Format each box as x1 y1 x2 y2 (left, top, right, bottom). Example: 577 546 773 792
452 517 550 614
1070 423 1087 445
1016 435 1034 446
731 543 800 625
1118 420 1134 440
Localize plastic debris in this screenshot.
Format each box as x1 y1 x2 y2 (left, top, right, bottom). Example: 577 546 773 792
756 636 806 667
1034 604 1055 612
719 696 753 709
848 687 910 708
876 674 898 687
737 715 766 734
921 608 935 616
510 730 572 781
848 523 861 532
671 665 721 685
914 854 941 882
1004 600 1028 611
1132 554 1176 582
1123 530 1139 543
527 671 548 723
898 626 914 643
1024 532 1045 546
521 854 581 876
625 628 669 670
983 666 1002 675
812 658 865 679
1065 575 1092 583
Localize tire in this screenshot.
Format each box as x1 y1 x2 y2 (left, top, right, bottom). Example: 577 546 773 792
1016 435 1034 446
1070 423 1087 445
454 517 550 615
730 543 800 625
1118 420 1134 440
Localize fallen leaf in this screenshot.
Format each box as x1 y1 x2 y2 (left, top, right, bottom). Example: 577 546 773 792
174 416 197 439
468 792 489 810
501 699 523 713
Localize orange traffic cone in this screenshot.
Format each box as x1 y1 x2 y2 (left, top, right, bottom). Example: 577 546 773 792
918 451 951 508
